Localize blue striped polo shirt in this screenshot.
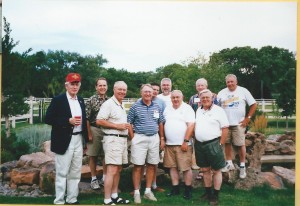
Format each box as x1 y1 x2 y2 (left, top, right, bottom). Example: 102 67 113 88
127 99 165 136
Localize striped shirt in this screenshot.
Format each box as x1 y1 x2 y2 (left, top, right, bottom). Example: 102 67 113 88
127 99 165 136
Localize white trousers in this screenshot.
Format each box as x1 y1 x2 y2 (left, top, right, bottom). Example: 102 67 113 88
54 134 83 204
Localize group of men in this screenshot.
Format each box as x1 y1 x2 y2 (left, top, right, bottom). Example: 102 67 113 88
45 73 256 206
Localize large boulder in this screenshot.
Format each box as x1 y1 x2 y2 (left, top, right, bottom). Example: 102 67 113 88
41 141 55 159
260 172 285 189
272 166 295 186
10 168 40 186
17 152 53 168
279 140 295 155
0 161 17 181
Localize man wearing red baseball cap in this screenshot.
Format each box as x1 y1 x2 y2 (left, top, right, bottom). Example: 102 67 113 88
45 72 88 205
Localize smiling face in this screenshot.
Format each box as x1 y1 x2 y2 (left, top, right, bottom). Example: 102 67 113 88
113 81 127 102
161 79 172 95
226 76 238 91
95 79 108 96
200 90 213 110
141 84 153 104
171 90 183 109
196 81 207 92
151 85 160 98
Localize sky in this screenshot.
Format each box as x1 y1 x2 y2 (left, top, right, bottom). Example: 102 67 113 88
2 0 298 72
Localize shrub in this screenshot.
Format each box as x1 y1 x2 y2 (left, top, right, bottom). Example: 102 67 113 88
16 124 51 153
250 114 268 133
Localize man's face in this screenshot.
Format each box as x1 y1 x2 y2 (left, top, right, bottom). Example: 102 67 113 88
65 82 81 97
114 85 127 101
171 91 183 108
196 82 207 92
96 79 108 95
200 92 213 109
226 77 238 91
161 80 171 95
151 85 160 98
141 85 153 102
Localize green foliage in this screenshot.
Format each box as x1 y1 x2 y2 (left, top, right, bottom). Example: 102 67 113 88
1 130 30 163
16 124 51 153
41 173 55 194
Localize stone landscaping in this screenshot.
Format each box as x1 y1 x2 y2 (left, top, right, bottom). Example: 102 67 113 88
0 131 295 197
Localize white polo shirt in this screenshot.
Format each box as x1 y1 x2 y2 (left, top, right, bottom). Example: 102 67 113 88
96 95 128 135
195 104 229 142
163 102 195 145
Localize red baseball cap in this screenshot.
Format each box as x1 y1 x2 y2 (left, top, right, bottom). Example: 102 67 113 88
66 73 81 83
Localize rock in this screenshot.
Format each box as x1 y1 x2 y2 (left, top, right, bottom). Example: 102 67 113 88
245 139 253 147
267 134 281 142
17 152 54 168
265 140 280 152
246 133 266 172
260 172 285 189
39 162 56 194
82 156 89 165
79 181 103 194
0 161 17 181
272 166 295 186
42 141 55 159
10 168 40 186
279 140 295 155
81 164 103 179
277 134 295 143
234 168 263 190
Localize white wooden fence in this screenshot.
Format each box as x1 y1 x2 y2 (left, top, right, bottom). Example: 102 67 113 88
0 98 294 128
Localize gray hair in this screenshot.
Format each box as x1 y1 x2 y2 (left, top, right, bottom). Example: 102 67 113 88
140 83 152 92
199 89 212 97
196 78 208 87
114 81 127 89
160 78 172 85
171 90 183 97
225 74 237 81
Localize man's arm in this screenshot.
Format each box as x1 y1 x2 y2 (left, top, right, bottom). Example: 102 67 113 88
220 127 229 145
181 122 195 151
240 103 257 127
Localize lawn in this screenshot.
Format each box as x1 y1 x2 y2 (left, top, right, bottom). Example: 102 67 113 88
0 183 294 205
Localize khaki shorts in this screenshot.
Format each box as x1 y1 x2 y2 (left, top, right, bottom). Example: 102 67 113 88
103 135 128 165
86 126 104 158
130 133 160 166
225 125 246 146
163 145 192 172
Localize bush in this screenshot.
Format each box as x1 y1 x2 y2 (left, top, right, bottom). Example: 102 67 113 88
16 124 51 153
1 130 30 163
250 114 268 133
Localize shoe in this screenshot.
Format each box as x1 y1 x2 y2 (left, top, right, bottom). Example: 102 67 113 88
103 201 116 205
99 178 105 187
111 196 130 204
183 185 192 200
66 201 80 205
209 194 218 206
221 162 235 172
239 167 247 179
153 186 165 192
143 191 157 201
133 193 141 204
90 179 100 190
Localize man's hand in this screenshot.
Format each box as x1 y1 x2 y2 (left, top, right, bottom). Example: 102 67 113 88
181 142 188 152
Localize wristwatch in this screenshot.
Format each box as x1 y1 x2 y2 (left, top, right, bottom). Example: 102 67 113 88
184 139 189 142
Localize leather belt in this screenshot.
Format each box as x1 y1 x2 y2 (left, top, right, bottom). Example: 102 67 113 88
72 131 82 135
104 133 128 138
199 137 220 145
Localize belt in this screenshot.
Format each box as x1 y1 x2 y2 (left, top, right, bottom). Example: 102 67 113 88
72 131 82 135
199 137 220 145
104 133 128 138
90 123 101 128
136 133 156 136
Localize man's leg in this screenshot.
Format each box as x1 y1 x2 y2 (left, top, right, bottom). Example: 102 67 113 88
238 145 247 178
143 164 157 201
183 169 193 199
89 156 100 189
224 143 232 161
103 164 118 204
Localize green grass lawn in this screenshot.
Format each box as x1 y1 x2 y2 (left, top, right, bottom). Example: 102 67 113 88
0 184 294 205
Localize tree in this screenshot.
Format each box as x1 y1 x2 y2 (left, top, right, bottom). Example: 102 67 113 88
1 17 30 137
272 68 296 129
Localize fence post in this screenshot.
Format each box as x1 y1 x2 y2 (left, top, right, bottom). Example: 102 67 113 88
29 96 33 124
11 116 16 128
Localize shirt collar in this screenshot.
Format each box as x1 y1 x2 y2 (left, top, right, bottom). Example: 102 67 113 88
66 92 77 100
139 99 154 107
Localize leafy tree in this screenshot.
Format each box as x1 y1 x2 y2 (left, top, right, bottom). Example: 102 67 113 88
272 68 296 129
1 17 30 137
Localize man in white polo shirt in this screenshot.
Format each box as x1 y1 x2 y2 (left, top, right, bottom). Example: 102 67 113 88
195 89 229 206
163 90 195 200
96 81 130 205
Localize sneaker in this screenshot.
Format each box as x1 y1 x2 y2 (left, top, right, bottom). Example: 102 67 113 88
143 191 157 201
90 179 100 190
239 167 247 179
221 162 235 172
111 196 130 204
98 178 105 187
153 186 165 192
133 193 141 204
103 201 116 205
